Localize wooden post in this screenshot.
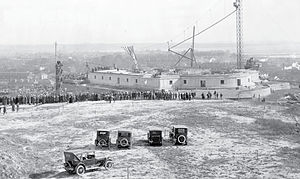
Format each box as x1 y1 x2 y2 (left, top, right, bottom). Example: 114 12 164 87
127 167 129 179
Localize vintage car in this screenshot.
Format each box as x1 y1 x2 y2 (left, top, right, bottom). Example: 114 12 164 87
95 129 111 148
63 150 113 175
169 125 188 145
116 130 132 148
147 128 163 146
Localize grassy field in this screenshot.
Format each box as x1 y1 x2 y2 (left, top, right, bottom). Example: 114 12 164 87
0 98 300 178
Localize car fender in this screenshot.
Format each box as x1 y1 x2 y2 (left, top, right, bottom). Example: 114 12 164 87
106 157 112 162
76 162 86 169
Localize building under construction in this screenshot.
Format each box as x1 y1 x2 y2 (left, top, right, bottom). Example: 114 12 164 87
88 0 275 98
89 68 260 91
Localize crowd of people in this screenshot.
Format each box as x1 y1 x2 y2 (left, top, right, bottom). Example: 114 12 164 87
0 90 196 105
201 91 223 100
0 89 224 114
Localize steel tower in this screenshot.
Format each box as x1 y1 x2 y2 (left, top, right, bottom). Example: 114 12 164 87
234 0 243 69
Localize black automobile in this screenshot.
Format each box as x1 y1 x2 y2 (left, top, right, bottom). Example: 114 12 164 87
63 150 113 175
116 130 132 149
169 125 188 145
95 129 111 148
147 128 163 146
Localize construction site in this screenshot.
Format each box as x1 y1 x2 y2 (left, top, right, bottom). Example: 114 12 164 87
0 0 300 179
84 0 290 100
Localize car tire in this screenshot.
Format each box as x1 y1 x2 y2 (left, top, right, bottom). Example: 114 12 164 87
75 165 85 175
177 135 186 144
104 160 113 170
99 139 107 146
65 162 75 174
120 138 129 147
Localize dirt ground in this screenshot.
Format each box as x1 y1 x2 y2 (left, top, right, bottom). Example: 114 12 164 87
0 98 300 179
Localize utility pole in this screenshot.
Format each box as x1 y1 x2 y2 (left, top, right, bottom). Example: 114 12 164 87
55 41 57 60
234 0 243 69
55 61 63 95
191 26 196 68
55 42 63 95
85 61 89 79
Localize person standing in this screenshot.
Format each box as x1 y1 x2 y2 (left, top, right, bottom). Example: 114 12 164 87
109 95 112 103
16 103 19 112
12 103 15 112
3 106 6 115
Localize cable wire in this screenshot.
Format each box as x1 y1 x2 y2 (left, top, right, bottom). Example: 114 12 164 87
169 9 237 49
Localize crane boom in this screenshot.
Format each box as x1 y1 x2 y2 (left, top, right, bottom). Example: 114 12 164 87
123 46 139 71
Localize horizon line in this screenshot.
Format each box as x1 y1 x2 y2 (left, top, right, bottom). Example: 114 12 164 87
0 41 300 46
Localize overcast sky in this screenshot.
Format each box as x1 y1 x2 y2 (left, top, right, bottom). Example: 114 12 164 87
0 0 299 45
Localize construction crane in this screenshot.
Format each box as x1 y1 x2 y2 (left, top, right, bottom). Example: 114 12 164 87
168 26 197 68
234 0 243 69
168 0 243 69
123 46 139 71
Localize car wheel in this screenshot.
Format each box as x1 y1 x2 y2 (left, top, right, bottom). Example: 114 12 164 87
104 161 113 170
99 139 107 146
177 135 186 144
120 138 129 147
75 165 85 175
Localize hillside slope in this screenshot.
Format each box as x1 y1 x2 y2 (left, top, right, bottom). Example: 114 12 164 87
0 100 300 178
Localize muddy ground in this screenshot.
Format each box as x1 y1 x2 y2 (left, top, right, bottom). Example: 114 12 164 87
0 99 300 179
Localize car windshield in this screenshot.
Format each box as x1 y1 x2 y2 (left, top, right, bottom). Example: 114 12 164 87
64 152 79 162
119 132 131 137
150 131 161 135
177 128 186 133
98 131 107 135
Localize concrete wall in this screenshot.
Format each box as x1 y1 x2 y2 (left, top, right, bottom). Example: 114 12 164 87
143 78 160 90
89 70 260 92
239 87 271 99
190 86 271 99
178 73 255 90
267 82 291 91
89 72 145 88
249 71 260 82
158 75 180 90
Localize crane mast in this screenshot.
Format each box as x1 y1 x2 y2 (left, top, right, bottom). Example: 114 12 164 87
234 0 243 69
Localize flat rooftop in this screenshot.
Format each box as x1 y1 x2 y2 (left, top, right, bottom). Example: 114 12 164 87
94 69 144 76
